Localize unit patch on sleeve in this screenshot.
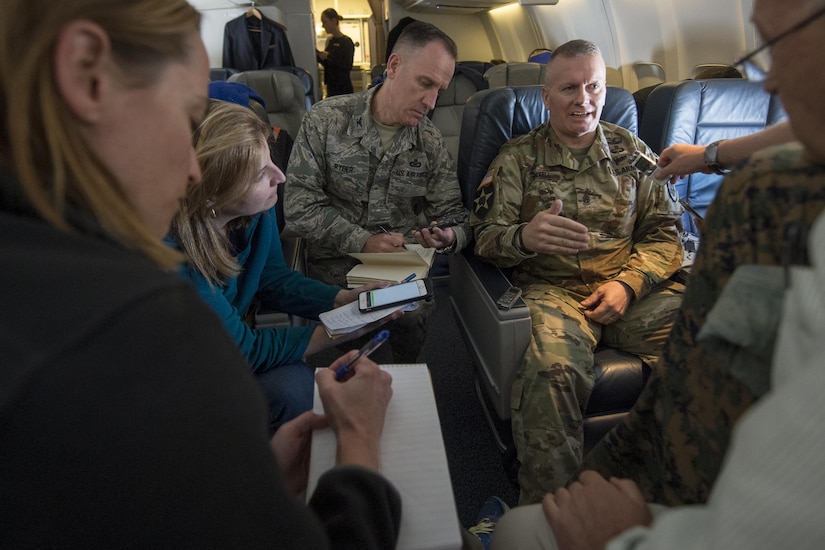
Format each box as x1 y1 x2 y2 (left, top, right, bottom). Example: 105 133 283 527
473 168 496 219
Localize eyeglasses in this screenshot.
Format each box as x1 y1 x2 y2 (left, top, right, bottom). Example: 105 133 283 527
735 5 825 81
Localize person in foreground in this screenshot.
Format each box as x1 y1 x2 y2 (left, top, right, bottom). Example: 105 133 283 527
577 0 825 507
285 21 470 363
486 0 825 546
170 99 393 432
471 39 685 505
0 1 400 547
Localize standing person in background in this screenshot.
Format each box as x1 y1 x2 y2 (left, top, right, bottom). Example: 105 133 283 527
316 8 354 97
0 0 401 547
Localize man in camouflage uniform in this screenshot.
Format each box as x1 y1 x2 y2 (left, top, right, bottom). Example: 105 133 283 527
284 22 468 363
578 142 825 506
471 39 685 505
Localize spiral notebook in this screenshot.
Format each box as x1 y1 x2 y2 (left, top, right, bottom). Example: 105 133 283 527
306 364 462 550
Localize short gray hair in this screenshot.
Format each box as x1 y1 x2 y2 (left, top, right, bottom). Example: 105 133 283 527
545 39 603 85
393 21 457 60
549 39 601 62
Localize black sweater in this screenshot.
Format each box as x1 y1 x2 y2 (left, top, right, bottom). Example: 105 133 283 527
0 172 400 549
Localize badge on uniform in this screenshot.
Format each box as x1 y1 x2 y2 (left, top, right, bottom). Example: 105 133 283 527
473 168 496 219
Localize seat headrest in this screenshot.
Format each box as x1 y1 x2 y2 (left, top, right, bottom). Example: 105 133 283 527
228 70 307 137
229 70 304 112
640 79 786 154
435 68 486 108
483 62 546 88
638 78 786 234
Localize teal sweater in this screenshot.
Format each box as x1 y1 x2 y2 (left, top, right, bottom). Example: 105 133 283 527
175 208 339 372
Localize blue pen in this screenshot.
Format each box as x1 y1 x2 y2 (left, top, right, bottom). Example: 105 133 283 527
402 273 416 283
334 330 390 381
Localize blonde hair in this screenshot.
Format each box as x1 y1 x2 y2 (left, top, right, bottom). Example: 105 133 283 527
0 0 200 269
172 100 272 286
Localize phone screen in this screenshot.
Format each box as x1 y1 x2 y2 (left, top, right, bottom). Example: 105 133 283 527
367 281 423 308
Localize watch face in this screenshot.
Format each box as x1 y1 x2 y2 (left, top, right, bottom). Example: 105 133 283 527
704 142 719 165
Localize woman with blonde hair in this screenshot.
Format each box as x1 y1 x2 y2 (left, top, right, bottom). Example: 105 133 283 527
1 0 399 546
170 99 389 432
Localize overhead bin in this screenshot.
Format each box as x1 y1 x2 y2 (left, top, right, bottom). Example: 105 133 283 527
395 0 517 14
395 0 559 9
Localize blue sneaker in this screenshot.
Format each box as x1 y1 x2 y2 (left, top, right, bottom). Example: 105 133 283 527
468 496 509 550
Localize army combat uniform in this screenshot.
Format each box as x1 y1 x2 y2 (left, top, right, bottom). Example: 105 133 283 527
284 86 469 362
581 141 825 505
472 121 684 504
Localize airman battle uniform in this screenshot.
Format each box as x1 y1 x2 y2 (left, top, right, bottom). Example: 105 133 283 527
284 86 469 362
472 121 684 504
581 141 825 505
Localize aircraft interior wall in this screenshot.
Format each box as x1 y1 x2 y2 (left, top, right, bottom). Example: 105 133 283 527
195 0 762 97
388 0 760 92
396 9 498 63
479 0 758 91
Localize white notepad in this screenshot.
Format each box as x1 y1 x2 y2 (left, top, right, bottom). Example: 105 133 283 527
307 364 462 550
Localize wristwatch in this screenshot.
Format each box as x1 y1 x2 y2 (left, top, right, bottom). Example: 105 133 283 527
704 140 731 175
436 240 456 254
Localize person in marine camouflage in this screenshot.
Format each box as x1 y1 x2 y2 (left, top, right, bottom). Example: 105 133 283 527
471 39 686 505
285 21 469 363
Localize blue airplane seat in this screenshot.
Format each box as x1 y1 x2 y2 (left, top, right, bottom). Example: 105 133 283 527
640 78 786 234
451 85 647 455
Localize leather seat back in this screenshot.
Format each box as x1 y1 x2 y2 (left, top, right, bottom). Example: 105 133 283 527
640 79 786 233
458 85 638 210
431 66 487 161
267 66 315 109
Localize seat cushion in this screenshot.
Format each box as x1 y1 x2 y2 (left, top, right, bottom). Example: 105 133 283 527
586 348 648 416
583 348 648 453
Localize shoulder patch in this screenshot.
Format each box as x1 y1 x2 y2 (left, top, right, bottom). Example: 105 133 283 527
473 168 496 219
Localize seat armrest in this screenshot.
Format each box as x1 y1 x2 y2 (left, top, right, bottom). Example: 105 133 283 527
254 234 307 328
280 231 304 274
449 249 531 419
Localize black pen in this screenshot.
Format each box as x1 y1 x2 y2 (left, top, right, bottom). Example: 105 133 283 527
378 224 408 250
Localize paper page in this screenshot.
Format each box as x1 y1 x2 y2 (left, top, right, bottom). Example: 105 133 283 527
318 300 405 334
346 264 429 285
349 244 436 267
307 364 462 550
349 252 429 267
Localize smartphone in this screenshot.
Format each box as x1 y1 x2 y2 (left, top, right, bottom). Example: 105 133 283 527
679 199 704 221
421 218 460 232
629 151 666 183
358 279 433 313
496 286 522 310
629 151 658 176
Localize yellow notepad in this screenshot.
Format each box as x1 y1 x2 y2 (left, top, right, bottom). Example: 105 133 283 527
307 364 462 550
